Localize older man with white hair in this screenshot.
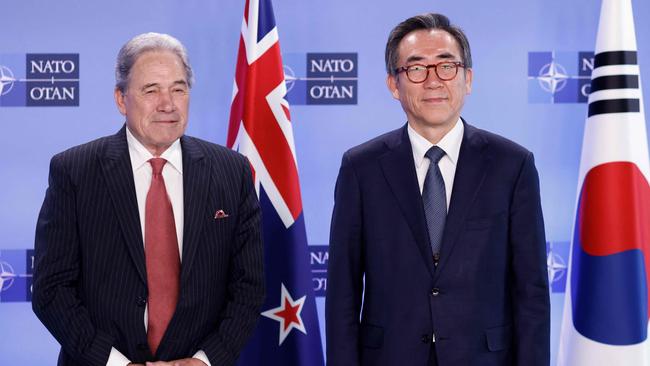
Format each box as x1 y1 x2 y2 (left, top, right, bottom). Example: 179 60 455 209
33 32 265 366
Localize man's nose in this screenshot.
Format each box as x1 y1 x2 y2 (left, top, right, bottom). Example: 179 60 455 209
423 69 444 88
157 90 176 112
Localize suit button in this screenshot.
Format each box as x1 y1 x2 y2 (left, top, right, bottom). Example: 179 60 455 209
137 343 148 350
137 297 147 307
431 288 440 296
421 334 430 343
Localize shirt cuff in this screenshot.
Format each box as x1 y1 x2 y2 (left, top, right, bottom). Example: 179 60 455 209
193 350 211 366
106 346 208 365
106 347 130 366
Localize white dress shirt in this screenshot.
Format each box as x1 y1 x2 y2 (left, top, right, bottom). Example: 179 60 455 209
407 118 464 211
107 128 210 366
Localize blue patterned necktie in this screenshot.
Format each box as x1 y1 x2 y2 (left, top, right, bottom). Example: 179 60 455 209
422 146 447 261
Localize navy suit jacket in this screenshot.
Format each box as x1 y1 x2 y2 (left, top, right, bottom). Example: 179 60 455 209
326 121 550 366
33 126 265 365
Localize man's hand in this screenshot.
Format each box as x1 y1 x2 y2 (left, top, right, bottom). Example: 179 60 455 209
145 359 207 366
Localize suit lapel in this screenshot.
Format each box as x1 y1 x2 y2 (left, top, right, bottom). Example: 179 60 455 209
434 122 490 279
179 136 208 285
379 126 436 277
100 126 147 283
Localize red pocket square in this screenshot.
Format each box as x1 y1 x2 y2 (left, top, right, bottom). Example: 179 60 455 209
214 209 230 219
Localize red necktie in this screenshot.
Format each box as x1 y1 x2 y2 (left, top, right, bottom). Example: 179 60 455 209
145 158 180 355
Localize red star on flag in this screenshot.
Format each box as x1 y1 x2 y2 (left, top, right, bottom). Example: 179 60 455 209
261 283 307 345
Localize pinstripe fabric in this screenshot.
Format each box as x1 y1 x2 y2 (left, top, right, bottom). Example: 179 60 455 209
33 126 265 365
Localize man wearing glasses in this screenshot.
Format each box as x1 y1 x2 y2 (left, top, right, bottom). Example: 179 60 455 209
326 13 550 366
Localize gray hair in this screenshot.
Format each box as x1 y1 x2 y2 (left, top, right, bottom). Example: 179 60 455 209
385 13 472 75
115 32 194 92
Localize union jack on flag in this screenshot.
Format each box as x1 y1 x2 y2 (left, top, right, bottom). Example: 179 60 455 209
227 0 325 365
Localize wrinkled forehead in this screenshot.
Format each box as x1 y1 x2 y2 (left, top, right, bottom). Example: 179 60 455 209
129 50 187 82
398 29 462 63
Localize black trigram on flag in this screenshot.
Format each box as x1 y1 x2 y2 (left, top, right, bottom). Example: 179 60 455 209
588 50 641 117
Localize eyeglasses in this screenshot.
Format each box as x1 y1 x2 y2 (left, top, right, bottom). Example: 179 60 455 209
394 61 466 83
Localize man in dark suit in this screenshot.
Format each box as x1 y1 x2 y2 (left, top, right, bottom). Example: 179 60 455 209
326 13 550 366
32 33 265 366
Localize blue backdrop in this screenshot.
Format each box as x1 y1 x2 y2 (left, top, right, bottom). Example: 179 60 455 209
1 0 649 364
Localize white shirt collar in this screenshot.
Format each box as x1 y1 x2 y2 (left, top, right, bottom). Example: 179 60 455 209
125 126 183 175
407 118 464 168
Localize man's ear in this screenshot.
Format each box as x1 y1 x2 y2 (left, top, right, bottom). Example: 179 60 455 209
114 88 127 116
386 74 400 100
464 68 473 95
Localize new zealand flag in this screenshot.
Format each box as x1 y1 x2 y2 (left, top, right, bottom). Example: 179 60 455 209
227 1 325 365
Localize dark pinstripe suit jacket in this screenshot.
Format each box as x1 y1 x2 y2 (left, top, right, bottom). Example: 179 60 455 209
33 126 265 365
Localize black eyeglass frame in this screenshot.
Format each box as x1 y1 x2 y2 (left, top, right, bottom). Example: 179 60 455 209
394 61 466 83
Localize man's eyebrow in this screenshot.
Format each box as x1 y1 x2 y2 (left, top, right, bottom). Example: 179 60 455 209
141 82 159 90
140 80 188 90
435 52 456 60
404 52 458 64
405 55 426 64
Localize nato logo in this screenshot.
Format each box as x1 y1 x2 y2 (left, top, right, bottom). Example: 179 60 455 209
284 53 358 105
309 245 328 297
528 51 594 103
546 241 569 293
0 250 33 302
0 53 79 107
